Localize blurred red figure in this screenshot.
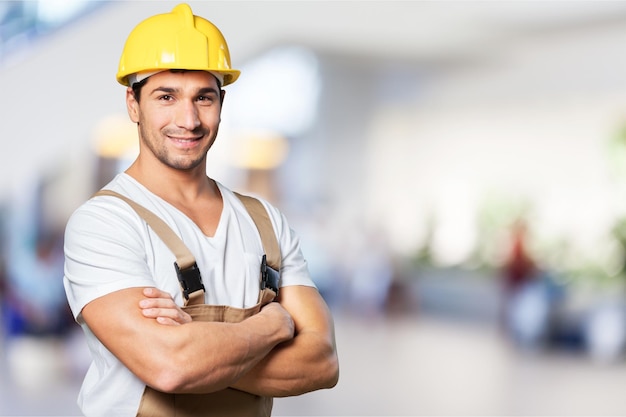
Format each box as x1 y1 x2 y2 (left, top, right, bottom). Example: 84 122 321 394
501 218 538 337
504 219 536 295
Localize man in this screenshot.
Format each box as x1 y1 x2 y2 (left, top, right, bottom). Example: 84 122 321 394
63 4 339 417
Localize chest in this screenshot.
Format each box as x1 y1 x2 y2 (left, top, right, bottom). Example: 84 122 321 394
172 200 223 237
143 205 265 307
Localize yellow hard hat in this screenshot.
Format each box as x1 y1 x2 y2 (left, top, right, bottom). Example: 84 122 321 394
116 3 240 87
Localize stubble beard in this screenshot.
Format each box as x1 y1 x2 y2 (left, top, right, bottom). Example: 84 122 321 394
139 124 214 171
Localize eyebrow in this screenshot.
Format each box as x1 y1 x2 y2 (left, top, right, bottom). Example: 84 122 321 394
150 86 220 96
197 87 220 96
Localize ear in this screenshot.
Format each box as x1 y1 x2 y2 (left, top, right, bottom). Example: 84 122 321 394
126 87 140 124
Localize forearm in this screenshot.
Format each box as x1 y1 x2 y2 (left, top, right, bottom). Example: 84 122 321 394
134 285 339 396
83 288 294 395
231 325 339 396
157 313 291 394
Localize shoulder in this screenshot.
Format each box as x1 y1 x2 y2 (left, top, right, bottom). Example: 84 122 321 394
71 173 176 227
65 174 151 248
90 173 156 209
218 183 285 226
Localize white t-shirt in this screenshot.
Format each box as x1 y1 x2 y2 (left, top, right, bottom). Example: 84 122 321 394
63 173 315 417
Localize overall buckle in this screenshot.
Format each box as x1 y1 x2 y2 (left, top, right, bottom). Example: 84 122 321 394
260 254 280 295
175 262 205 300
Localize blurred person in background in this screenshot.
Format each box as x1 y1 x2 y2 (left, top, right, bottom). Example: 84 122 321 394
63 4 338 417
501 219 537 318
3 231 68 338
1 180 71 343
501 218 550 348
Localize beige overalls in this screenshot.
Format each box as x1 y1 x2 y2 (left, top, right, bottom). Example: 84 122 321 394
94 190 281 417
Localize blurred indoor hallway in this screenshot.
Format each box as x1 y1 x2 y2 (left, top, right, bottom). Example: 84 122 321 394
2 310 626 416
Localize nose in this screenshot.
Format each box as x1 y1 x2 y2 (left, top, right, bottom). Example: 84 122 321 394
175 100 201 130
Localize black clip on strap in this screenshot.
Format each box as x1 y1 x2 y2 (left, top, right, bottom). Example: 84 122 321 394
175 261 205 300
260 254 280 295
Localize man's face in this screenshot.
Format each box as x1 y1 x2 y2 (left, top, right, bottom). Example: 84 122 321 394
126 70 224 172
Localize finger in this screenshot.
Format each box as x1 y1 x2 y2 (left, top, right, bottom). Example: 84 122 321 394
139 297 178 309
141 307 178 319
143 287 173 299
142 307 192 324
156 317 182 326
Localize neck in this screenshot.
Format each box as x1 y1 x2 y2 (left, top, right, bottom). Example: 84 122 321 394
125 159 219 205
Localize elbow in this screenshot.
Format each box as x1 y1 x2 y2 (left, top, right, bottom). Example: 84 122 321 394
136 343 194 393
321 352 340 389
146 354 230 394
149 366 222 394
306 341 339 393
317 338 339 390
143 354 205 394
148 366 188 393
275 349 339 397
299 349 339 395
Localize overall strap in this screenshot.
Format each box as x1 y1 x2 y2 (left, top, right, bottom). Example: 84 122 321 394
94 190 196 269
233 192 281 271
92 189 281 306
93 189 204 306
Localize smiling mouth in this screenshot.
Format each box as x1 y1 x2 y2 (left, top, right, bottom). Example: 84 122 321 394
169 135 202 143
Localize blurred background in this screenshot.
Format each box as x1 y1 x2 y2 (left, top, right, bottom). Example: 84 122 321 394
3 0 626 415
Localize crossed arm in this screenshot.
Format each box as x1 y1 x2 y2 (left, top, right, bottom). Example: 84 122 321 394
81 285 339 396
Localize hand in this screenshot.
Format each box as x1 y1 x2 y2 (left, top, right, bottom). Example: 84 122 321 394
259 302 295 342
139 287 192 325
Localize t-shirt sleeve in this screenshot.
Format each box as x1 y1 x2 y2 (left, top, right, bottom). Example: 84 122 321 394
63 198 157 323
260 200 317 289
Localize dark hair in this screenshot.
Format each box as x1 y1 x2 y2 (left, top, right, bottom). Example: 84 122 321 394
130 70 222 103
130 77 149 103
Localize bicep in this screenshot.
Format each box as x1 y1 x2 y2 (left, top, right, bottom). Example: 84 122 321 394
81 287 174 382
248 285 338 395
277 285 335 342
64 203 159 320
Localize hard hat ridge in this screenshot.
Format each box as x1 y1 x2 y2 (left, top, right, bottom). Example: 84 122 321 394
116 3 240 87
176 1 195 26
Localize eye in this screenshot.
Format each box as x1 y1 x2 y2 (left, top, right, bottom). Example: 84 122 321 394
158 94 174 101
197 95 216 104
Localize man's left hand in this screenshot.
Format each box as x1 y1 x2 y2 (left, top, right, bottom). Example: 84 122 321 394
139 287 192 325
